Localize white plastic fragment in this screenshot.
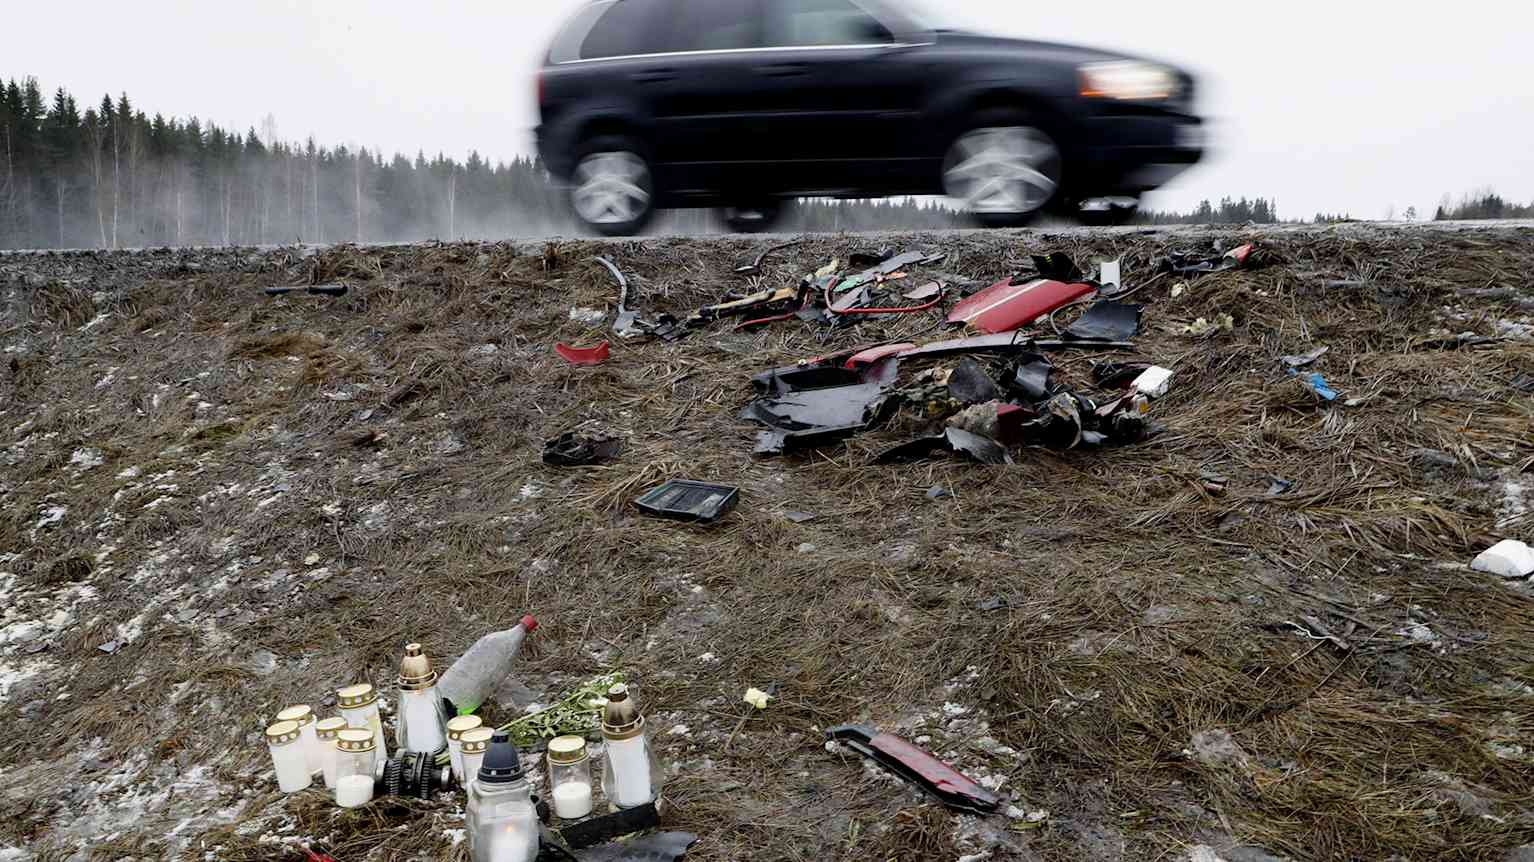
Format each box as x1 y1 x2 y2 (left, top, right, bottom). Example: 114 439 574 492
1098 259 1122 290
1472 540 1534 579
1132 366 1174 398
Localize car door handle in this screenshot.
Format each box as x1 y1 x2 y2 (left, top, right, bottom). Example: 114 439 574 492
753 62 809 77
630 68 677 83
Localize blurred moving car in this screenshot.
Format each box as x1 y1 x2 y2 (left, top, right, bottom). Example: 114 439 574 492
536 0 1205 235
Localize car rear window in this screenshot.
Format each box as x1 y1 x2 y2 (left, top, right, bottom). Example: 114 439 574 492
765 0 891 47
655 0 761 53
579 0 667 60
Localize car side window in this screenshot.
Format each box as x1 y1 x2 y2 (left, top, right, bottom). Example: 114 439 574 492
655 0 762 53
581 0 668 59
764 0 892 48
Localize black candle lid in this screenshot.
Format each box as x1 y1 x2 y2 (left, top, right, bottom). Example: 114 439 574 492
477 732 526 785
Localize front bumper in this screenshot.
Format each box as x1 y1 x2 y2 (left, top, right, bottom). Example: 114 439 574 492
1081 109 1205 194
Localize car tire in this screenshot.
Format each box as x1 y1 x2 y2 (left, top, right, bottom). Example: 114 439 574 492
567 136 657 237
942 109 1064 229
718 199 793 234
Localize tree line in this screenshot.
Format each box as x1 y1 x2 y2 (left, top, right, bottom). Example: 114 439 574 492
0 77 567 250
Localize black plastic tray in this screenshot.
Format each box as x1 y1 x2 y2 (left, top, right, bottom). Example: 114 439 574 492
634 480 740 524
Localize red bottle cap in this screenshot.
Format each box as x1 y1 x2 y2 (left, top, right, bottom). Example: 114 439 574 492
521 614 538 633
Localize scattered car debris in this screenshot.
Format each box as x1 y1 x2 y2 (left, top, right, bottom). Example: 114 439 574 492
948 277 1096 334
733 240 802 277
1132 366 1174 398
1282 346 1330 368
1290 370 1340 401
543 432 624 467
1472 540 1534 579
555 341 611 366
784 510 817 524
569 306 608 326
1031 252 1083 282
877 427 1013 466
903 282 943 301
1266 477 1295 496
634 480 740 524
742 361 896 455
1160 243 1255 276
265 283 348 297
825 724 1001 815
947 358 1005 405
1097 259 1122 290
573 831 698 862
927 485 953 500
1064 301 1143 341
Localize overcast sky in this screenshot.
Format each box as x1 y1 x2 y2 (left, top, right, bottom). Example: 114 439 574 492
9 1 1532 221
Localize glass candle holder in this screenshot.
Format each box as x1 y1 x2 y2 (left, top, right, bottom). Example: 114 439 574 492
265 720 313 793
334 729 376 808
459 727 495 791
600 684 661 808
546 735 594 820
337 683 389 768
445 715 484 784
315 717 348 789
276 704 322 776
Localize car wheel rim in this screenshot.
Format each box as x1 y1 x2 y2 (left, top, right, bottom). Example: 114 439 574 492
572 152 651 225
943 127 1061 215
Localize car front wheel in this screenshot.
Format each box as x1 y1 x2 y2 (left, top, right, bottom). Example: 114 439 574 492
943 114 1063 229
569 138 656 237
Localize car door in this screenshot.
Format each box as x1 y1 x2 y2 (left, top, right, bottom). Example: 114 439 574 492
750 0 932 191
635 0 765 194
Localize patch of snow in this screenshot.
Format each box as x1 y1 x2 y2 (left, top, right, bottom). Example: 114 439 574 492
69 448 104 471
942 702 971 718
669 724 691 736
519 482 543 501
33 505 67 531
117 466 142 480
95 367 120 388
444 828 467 845
698 652 718 663
79 312 112 332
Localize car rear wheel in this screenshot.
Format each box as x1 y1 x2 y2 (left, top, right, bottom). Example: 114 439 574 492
943 114 1063 228
569 137 656 237
718 199 792 234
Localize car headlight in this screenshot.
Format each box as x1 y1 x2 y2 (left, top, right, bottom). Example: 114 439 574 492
1079 61 1180 101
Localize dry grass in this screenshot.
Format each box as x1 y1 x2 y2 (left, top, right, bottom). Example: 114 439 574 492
1 226 1533 861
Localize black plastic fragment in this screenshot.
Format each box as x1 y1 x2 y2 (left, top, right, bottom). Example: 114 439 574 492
1091 360 1152 389
848 247 894 268
948 358 1004 405
556 801 661 850
1032 252 1082 281
877 428 1011 466
543 432 623 467
576 831 699 862
1011 357 1056 401
635 481 739 523
1064 301 1143 341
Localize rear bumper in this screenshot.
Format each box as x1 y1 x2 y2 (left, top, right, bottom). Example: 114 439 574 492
1080 110 1205 195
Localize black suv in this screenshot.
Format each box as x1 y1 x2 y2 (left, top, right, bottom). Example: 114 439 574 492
537 0 1205 235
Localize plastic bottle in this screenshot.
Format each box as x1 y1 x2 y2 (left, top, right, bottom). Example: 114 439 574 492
437 615 538 715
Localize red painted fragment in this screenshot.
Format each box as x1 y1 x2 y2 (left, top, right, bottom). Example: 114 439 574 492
554 341 611 366
844 343 917 369
947 278 1096 334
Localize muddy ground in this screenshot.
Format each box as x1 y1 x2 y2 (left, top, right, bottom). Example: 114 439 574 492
2 223 1533 862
